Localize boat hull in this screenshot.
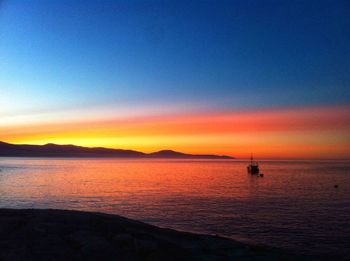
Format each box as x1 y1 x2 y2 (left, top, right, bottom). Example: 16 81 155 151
247 165 259 175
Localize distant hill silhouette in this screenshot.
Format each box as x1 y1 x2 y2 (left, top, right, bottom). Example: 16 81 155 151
0 141 233 159
148 150 232 159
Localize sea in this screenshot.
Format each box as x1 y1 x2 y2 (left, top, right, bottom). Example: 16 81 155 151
0 158 349 258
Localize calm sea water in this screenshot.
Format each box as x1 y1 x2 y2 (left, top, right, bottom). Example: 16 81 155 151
0 158 349 257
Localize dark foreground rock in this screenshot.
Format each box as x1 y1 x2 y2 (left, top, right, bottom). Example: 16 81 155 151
0 209 311 261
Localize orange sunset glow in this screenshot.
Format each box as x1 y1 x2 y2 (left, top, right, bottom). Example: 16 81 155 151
2 105 350 159
1 1 350 259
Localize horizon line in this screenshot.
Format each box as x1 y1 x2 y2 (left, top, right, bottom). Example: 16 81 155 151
1 140 349 161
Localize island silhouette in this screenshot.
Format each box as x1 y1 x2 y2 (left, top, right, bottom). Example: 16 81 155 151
0 141 233 159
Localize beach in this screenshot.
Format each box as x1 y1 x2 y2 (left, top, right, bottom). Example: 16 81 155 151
1 158 349 258
0 208 312 261
2 0 349 260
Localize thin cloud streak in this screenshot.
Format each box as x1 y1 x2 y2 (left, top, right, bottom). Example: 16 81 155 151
1 105 349 159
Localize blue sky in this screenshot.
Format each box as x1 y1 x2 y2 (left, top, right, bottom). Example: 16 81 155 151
1 0 349 115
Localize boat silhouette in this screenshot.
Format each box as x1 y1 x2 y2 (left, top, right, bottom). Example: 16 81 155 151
247 155 260 175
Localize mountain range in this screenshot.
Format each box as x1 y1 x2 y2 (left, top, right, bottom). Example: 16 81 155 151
0 141 233 159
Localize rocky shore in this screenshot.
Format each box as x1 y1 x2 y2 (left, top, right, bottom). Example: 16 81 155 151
0 208 312 260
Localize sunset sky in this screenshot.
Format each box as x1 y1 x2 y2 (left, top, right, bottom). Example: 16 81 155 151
1 0 349 159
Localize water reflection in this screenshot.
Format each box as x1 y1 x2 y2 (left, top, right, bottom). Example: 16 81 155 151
0 158 349 257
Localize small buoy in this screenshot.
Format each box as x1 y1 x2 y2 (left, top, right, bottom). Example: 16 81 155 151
334 185 338 188
259 173 264 177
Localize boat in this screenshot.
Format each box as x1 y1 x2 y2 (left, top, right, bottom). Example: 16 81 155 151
247 155 260 175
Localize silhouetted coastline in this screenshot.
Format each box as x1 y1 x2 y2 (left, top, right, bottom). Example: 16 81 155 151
0 141 233 159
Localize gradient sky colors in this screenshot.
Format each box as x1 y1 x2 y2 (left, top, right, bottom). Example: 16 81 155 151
1 0 350 158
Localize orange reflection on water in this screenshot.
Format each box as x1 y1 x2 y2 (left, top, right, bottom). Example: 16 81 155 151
4 159 248 201
1 158 350 257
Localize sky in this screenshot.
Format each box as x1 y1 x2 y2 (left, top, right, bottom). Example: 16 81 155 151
1 0 349 159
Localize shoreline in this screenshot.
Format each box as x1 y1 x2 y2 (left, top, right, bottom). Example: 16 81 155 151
0 208 314 260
